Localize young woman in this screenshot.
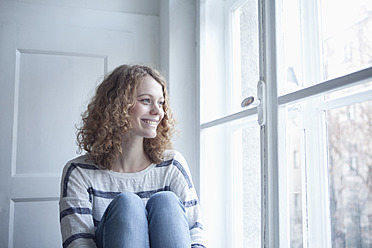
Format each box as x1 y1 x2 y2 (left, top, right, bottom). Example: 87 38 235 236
59 65 205 248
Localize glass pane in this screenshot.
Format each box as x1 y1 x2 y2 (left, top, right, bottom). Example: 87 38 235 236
327 100 372 247
200 124 229 248
201 117 261 248
231 120 261 247
278 0 304 96
241 124 261 248
321 0 372 81
231 0 259 114
200 0 259 123
201 0 228 123
284 104 305 247
278 0 372 96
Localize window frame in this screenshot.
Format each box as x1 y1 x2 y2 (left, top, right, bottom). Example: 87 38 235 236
198 0 372 247
199 0 263 247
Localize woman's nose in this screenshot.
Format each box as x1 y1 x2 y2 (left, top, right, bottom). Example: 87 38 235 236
150 103 162 114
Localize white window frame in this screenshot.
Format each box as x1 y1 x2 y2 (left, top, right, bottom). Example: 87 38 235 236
198 0 372 247
277 0 372 247
278 68 372 247
199 1 262 247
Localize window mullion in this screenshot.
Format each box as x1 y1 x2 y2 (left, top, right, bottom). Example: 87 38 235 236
259 0 280 247
278 67 372 106
300 0 331 246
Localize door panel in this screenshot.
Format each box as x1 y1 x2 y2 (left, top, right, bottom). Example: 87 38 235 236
13 201 60 248
15 51 105 175
0 1 159 247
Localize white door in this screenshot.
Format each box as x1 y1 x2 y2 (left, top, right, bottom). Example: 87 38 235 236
0 1 159 247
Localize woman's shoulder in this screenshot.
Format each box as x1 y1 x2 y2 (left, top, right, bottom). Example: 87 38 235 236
62 154 101 173
162 150 190 173
162 150 185 162
161 150 194 188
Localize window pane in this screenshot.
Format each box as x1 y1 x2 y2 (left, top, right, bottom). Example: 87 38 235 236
327 100 372 247
201 1 261 247
200 124 229 247
200 0 259 123
242 124 261 248
232 0 259 114
201 117 261 248
282 104 305 247
288 112 304 247
278 0 372 96
237 122 261 247
321 0 372 81
201 0 228 123
278 0 304 96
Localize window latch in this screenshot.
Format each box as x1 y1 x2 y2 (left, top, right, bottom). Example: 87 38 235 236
241 80 266 126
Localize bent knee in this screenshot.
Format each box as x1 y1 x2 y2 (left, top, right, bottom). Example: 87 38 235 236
111 192 143 208
147 191 182 209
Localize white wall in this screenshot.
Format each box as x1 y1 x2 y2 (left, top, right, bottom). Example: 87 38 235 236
159 0 200 194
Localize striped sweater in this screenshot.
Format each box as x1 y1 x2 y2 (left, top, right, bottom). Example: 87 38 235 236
59 150 205 248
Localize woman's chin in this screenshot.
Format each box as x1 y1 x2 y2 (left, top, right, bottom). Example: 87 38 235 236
144 132 157 139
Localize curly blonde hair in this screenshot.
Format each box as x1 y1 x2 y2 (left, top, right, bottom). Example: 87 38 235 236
76 64 176 169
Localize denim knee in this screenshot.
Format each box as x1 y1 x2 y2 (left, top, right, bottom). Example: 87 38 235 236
146 191 190 247
146 191 184 212
102 192 145 222
96 192 149 248
112 192 143 208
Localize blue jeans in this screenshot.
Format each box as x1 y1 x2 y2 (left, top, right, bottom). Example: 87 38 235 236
95 191 191 248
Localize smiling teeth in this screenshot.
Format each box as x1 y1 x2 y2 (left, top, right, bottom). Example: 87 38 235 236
143 120 158 125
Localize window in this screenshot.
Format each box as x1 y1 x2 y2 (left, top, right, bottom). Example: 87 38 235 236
199 0 372 247
279 0 372 247
199 0 260 247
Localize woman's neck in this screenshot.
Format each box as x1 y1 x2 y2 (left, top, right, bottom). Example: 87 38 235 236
112 136 152 173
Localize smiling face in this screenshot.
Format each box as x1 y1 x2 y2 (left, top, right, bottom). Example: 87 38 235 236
129 75 165 139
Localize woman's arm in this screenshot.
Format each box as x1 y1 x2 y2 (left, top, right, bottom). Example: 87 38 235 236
169 151 207 248
59 161 97 248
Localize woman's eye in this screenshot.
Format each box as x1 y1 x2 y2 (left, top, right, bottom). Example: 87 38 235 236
140 99 151 104
158 101 165 106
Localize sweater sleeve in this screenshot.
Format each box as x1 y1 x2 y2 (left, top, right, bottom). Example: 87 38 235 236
169 151 207 248
59 162 97 248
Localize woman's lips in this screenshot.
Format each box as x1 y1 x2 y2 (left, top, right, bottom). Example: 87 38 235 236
142 119 159 126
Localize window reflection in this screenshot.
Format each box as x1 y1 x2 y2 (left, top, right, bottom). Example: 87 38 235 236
327 100 372 247
279 0 372 96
